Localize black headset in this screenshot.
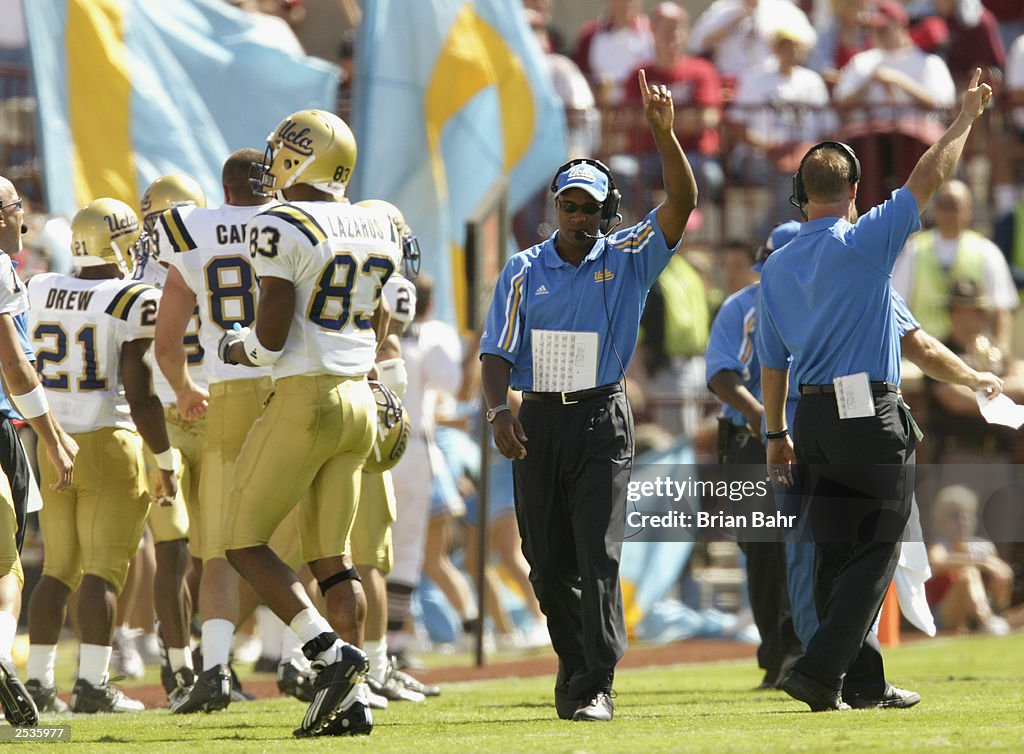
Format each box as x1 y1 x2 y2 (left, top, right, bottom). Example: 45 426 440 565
789 141 861 216
550 158 621 234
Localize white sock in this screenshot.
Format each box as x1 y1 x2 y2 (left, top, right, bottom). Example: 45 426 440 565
78 644 112 686
288 607 333 646
994 184 1019 215
27 644 57 686
280 628 306 668
363 639 388 684
168 647 192 673
201 619 235 671
0 612 16 661
257 606 284 662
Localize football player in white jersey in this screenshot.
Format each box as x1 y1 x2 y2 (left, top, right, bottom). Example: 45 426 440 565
0 175 76 727
351 200 438 702
218 109 402 738
154 149 283 712
24 199 177 714
117 173 207 691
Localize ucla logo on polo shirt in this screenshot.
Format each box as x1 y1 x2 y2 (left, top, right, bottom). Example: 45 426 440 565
567 165 597 183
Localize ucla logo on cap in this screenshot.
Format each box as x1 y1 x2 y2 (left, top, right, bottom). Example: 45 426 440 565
567 165 597 183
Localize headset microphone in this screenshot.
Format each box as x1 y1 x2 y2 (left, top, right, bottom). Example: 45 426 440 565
574 229 603 242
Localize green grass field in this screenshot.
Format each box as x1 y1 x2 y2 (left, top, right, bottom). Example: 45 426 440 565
21 633 1024 753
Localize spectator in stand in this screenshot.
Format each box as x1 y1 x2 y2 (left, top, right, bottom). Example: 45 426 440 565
926 485 1013 635
688 0 816 84
806 0 874 85
893 179 1018 353
832 0 956 212
991 33 1024 253
524 0 567 56
728 27 836 237
623 2 724 205
909 0 1005 86
574 0 654 105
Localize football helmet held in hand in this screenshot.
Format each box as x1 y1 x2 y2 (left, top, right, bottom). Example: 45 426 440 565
365 381 410 474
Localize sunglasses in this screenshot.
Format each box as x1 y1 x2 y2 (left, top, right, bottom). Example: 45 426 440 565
557 199 603 215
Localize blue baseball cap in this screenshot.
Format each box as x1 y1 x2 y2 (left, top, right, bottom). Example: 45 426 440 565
553 163 609 202
753 220 801 270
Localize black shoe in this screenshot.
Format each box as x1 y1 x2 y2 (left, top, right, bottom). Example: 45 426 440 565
295 643 369 738
167 667 196 707
24 680 67 713
0 659 37 726
277 661 315 703
170 665 231 714
846 684 921 709
70 678 145 713
781 669 849 712
314 686 373 737
572 691 614 722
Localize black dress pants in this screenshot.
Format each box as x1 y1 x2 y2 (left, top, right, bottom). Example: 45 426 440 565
0 416 32 552
513 391 632 701
791 392 914 697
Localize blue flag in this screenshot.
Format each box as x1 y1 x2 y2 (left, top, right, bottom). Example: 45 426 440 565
352 0 567 325
25 0 339 218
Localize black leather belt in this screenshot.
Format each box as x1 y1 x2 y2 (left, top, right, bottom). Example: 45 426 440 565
522 383 622 405
800 381 899 396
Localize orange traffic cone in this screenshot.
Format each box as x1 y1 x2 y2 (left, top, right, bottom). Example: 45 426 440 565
877 581 900 647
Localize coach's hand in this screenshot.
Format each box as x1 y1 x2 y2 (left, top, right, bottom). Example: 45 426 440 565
492 411 528 460
639 69 674 133
767 436 796 488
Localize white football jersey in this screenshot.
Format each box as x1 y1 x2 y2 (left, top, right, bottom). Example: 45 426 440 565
382 273 416 331
160 203 274 385
247 201 403 379
28 274 160 434
133 244 208 403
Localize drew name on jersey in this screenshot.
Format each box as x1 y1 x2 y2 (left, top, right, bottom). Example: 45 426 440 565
43 288 95 311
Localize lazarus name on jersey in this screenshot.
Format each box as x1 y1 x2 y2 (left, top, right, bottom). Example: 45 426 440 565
245 201 403 378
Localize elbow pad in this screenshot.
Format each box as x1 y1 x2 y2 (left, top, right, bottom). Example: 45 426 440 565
376 357 407 398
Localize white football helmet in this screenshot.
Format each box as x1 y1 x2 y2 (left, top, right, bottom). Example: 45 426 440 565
251 109 357 197
356 199 421 278
364 381 411 474
71 198 140 274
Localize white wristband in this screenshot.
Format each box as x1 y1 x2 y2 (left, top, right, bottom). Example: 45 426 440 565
11 384 49 419
154 449 175 471
243 329 284 366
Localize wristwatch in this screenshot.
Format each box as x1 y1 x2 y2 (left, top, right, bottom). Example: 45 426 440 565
485 404 511 423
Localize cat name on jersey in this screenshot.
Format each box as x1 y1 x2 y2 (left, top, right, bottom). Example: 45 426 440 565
43 288 95 311
216 223 248 245
321 214 389 242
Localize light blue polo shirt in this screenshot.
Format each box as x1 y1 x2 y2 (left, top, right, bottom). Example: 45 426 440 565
757 187 921 388
706 283 761 427
480 210 678 391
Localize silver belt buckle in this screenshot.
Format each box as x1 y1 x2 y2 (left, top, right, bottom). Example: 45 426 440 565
560 391 578 405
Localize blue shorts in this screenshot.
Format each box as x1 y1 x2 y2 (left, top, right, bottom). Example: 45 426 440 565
463 455 516 527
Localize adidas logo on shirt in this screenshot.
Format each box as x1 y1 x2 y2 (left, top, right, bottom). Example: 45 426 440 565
535 284 549 295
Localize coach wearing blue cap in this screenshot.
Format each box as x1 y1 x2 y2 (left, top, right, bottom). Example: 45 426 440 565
479 70 696 722
757 70 992 712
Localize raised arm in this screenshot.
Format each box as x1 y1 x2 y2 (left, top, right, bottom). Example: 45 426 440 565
639 69 698 248
905 69 992 211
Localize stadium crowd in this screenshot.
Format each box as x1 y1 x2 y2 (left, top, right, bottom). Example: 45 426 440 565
0 0 1020 735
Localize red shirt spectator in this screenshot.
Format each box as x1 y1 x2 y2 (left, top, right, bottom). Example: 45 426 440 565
911 0 1005 85
574 0 654 103
623 3 722 156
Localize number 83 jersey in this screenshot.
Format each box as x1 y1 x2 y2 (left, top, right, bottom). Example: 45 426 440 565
246 200 403 379
27 273 160 434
